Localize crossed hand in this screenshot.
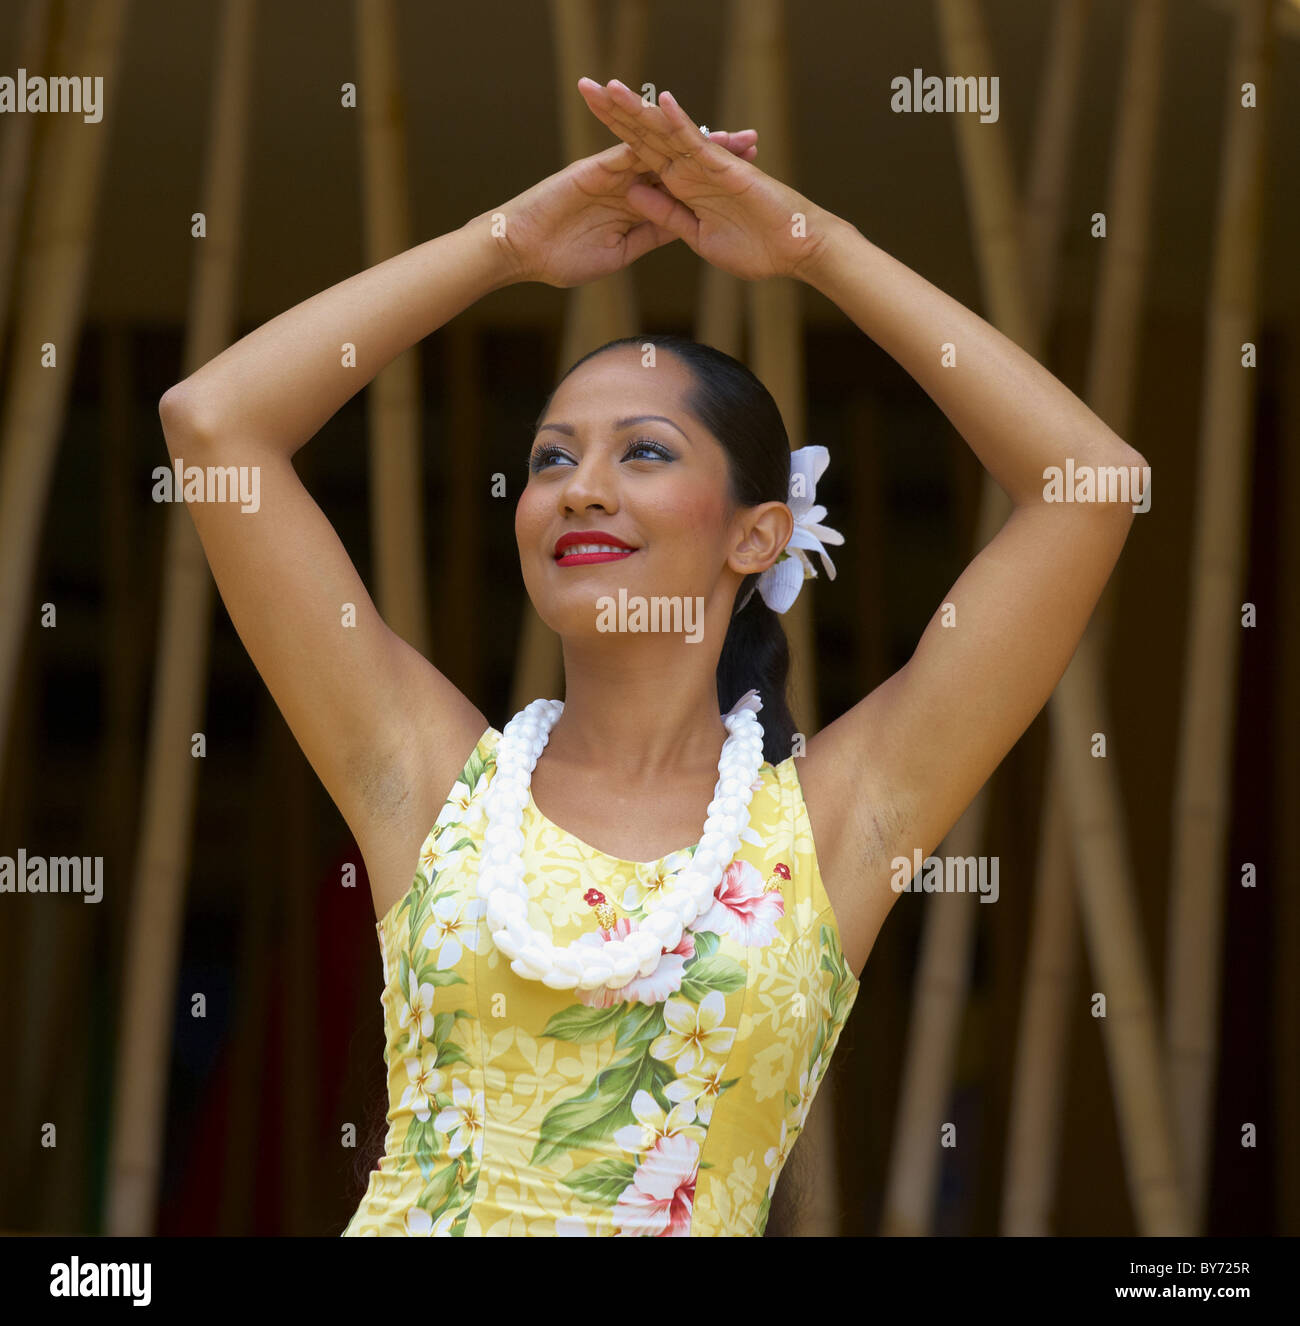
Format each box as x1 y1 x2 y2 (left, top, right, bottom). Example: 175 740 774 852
497 78 831 288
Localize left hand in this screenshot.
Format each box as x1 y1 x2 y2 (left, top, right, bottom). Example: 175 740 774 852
578 77 836 282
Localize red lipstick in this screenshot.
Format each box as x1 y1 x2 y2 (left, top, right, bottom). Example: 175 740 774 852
553 529 638 566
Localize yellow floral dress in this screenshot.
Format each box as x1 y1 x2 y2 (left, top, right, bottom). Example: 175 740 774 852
341 724 859 1237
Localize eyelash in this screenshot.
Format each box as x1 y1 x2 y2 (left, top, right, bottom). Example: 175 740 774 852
528 438 675 473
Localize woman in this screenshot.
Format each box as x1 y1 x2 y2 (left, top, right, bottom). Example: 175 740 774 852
158 79 1145 1236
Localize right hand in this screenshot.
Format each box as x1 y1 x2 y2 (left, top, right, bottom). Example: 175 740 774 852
494 129 758 289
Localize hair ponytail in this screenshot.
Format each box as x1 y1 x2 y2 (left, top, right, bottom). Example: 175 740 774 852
717 578 797 766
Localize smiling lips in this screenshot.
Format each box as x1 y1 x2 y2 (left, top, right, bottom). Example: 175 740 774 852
553 530 639 566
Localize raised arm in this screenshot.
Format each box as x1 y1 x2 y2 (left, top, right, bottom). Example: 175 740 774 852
157 219 512 895
794 218 1145 943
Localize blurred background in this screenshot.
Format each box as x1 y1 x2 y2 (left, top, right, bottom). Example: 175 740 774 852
0 0 1294 1236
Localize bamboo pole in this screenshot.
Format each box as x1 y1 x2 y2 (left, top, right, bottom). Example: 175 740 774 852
105 0 256 1235
39 323 141 1230
739 0 817 737
1166 0 1273 1233
443 323 482 686
882 0 1035 1235
1003 0 1166 1235
0 0 128 793
0 0 54 367
0 0 127 1229
1021 0 1091 344
725 0 847 1237
510 0 643 713
355 0 429 654
1275 312 1300 1239
696 0 747 358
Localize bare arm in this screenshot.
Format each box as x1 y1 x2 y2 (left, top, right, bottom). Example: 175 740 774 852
796 217 1145 955
160 216 515 454
157 217 515 903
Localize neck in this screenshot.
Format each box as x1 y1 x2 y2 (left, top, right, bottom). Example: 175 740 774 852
541 635 736 782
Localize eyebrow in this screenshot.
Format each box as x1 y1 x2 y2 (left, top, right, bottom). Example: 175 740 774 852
533 414 691 442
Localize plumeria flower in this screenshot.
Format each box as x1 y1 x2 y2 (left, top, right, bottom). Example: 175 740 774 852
649 990 736 1075
421 895 485 970
417 835 440 878
623 848 697 914
435 1079 485 1165
399 1047 443 1122
397 971 437 1052
433 763 490 833
613 1087 703 1157
664 1059 726 1125
691 859 785 947
612 1134 700 1237
736 445 844 614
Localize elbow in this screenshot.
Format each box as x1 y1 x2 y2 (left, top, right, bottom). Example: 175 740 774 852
158 382 217 454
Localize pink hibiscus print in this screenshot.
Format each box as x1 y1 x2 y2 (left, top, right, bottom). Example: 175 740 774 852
612 1134 699 1236
574 917 696 1007
691 859 785 947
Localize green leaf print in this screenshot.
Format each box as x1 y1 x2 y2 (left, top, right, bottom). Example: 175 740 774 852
441 836 476 856
432 1008 471 1046
417 1159 462 1217
613 1002 665 1052
677 953 746 1003
434 1042 470 1070
539 1002 629 1044
415 966 468 989
561 1157 639 1206
690 930 720 960
530 1049 676 1168
462 748 488 791
407 1118 440 1182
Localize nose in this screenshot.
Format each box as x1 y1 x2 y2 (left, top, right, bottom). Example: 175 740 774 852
557 452 619 516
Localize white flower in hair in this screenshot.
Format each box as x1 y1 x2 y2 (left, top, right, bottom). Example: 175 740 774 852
737 445 845 614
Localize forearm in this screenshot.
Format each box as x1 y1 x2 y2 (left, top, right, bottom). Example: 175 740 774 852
160 211 517 455
801 215 1146 507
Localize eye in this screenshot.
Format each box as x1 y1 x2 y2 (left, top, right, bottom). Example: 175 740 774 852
625 437 675 462
528 442 568 472
527 437 675 473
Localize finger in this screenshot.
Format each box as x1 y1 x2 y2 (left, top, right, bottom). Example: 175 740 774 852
623 180 699 246
578 77 689 174
620 216 680 266
655 88 719 162
700 128 757 154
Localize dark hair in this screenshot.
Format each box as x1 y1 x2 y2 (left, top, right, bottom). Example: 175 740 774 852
536 334 801 767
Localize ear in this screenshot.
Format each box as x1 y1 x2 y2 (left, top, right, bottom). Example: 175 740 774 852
728 500 794 578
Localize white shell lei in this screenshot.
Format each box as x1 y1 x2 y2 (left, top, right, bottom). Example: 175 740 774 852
479 690 766 991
